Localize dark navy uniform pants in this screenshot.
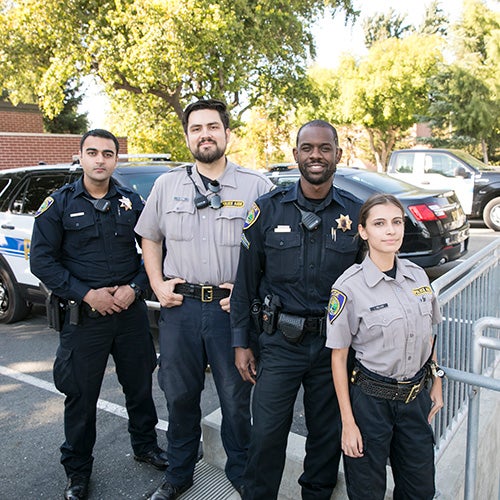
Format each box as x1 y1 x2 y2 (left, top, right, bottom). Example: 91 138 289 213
54 300 159 478
344 384 435 500
244 330 341 500
157 298 251 487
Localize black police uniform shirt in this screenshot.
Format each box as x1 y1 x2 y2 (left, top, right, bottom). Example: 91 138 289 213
30 176 148 302
231 181 363 348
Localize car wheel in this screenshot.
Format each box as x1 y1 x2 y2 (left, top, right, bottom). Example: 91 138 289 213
0 267 31 323
483 196 500 232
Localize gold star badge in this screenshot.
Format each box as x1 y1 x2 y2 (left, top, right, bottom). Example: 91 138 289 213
119 196 132 211
336 214 352 232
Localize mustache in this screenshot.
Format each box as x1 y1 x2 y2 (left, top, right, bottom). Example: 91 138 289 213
197 138 217 147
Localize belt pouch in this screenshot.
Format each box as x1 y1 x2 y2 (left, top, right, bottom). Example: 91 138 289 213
278 313 305 344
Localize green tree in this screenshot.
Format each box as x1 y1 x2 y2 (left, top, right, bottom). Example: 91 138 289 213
342 35 443 170
0 0 356 148
426 0 500 162
362 8 411 48
418 1 449 36
43 81 89 134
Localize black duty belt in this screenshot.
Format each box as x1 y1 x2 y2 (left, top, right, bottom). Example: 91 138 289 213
174 282 230 302
351 364 427 404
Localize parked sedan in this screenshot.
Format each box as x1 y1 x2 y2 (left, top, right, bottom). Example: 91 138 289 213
265 166 470 268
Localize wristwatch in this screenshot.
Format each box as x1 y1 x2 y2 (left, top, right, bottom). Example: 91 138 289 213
129 282 142 300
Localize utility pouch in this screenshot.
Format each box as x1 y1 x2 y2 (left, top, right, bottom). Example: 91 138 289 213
67 300 80 325
262 294 281 335
251 299 263 334
42 283 64 332
277 313 306 344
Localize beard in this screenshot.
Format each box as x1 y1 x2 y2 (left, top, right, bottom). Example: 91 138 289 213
191 140 226 164
298 162 336 185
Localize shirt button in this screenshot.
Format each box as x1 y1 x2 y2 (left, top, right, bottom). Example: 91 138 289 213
410 334 414 338
309 264 314 269
408 356 412 360
310 238 315 244
279 241 284 246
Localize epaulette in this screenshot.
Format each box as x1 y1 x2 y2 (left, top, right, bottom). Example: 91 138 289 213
335 186 363 205
336 263 363 284
116 184 135 195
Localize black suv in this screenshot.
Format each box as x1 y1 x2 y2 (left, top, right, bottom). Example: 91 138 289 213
0 158 180 323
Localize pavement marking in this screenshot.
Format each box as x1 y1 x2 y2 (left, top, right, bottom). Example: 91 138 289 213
0 363 169 431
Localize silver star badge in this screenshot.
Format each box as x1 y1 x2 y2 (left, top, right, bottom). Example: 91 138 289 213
119 196 132 211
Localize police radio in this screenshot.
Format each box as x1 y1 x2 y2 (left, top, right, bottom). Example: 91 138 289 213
293 202 321 231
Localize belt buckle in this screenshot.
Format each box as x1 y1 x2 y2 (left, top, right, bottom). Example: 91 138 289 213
405 382 421 404
201 285 213 302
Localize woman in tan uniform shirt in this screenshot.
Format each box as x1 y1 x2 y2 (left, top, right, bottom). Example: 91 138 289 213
327 193 444 500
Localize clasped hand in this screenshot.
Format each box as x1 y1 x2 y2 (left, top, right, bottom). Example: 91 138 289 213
83 285 135 315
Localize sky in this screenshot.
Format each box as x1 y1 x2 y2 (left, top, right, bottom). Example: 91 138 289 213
80 0 496 128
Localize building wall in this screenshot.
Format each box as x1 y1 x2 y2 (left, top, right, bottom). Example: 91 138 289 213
0 102 44 133
0 133 127 170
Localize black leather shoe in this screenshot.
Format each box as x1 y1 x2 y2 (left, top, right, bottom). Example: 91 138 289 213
149 480 193 500
64 476 89 499
134 447 169 470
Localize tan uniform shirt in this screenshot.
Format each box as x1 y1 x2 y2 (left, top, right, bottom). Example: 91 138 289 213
326 255 442 380
135 160 273 285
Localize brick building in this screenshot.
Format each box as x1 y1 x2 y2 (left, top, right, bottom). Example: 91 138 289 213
0 101 127 170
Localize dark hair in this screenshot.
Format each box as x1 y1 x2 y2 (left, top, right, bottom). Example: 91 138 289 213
80 129 119 154
181 99 230 133
358 193 405 228
296 120 339 147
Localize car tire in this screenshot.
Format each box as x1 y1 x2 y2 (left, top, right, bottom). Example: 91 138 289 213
0 267 31 323
483 196 500 232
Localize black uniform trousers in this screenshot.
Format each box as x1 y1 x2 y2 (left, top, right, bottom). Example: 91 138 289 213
344 384 435 500
53 300 159 478
243 329 341 500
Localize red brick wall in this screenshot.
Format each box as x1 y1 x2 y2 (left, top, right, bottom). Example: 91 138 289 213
0 103 44 133
0 133 127 170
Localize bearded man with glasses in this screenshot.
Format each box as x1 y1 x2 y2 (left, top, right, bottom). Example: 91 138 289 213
136 99 273 500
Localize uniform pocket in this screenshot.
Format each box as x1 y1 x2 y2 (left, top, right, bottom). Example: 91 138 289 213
62 212 99 250
53 346 80 396
264 231 302 281
215 209 245 246
364 310 405 349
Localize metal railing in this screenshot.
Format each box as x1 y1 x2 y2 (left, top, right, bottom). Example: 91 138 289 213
431 239 500 459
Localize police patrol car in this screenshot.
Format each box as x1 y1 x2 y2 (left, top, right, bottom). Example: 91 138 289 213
0 156 178 323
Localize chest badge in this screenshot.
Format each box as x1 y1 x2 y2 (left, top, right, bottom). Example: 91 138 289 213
335 214 352 232
119 196 133 211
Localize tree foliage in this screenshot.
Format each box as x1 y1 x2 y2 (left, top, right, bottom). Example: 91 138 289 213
338 35 443 170
43 81 88 134
425 0 500 162
362 8 412 48
0 0 356 149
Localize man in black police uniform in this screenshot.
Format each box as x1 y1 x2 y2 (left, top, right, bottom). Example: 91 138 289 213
30 129 167 500
231 120 363 499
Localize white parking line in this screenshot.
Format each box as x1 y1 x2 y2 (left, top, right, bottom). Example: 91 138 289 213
0 364 169 431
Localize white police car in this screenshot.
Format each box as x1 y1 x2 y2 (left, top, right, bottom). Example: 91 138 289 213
0 158 177 323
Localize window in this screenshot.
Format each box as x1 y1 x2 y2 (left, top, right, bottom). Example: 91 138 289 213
394 153 415 174
424 153 462 178
11 173 69 214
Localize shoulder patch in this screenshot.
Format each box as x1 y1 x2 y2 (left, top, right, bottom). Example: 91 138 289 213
328 289 348 324
243 202 260 230
35 196 54 217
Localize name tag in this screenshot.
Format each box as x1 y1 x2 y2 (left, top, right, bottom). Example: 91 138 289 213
274 225 291 233
370 303 388 311
70 212 85 217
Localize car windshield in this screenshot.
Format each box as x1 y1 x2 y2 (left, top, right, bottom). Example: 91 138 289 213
450 150 495 172
114 170 168 199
